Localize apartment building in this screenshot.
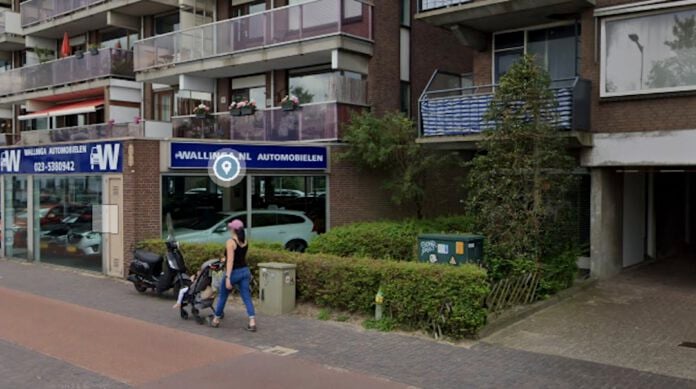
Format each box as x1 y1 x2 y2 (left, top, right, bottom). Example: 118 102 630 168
417 0 696 278
0 0 470 276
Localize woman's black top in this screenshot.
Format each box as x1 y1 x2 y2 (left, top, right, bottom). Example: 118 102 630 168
229 239 248 270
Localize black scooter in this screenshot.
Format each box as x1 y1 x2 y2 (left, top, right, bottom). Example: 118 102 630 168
127 214 190 295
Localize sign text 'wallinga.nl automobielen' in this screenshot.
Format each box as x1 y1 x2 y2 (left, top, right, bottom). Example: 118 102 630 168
170 142 328 170
0 141 123 174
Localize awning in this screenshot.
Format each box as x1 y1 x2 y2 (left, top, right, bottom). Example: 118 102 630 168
18 99 104 120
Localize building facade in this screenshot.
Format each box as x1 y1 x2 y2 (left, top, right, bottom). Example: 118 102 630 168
417 0 696 278
0 0 470 276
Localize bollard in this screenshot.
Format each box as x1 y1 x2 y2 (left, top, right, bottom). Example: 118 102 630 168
374 288 384 320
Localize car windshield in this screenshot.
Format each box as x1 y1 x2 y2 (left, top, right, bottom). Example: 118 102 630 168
179 213 233 231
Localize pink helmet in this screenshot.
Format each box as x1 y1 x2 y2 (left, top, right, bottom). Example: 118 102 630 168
228 219 244 231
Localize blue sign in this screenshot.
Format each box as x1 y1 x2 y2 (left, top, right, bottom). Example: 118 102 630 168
170 142 328 170
0 141 123 175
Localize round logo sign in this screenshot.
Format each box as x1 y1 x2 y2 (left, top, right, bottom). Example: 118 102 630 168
208 148 246 187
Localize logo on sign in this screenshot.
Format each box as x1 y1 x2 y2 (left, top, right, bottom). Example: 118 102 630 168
208 148 246 188
0 149 21 173
89 144 120 171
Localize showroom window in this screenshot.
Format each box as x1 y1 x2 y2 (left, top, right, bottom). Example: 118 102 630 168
602 6 696 97
3 176 29 259
162 175 326 250
493 24 579 83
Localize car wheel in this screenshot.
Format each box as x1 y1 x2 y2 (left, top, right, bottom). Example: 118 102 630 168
285 239 307 253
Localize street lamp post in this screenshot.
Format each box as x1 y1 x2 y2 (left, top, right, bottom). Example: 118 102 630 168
629 33 644 89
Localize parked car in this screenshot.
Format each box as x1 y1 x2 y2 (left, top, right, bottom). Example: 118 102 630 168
273 189 305 198
173 209 317 252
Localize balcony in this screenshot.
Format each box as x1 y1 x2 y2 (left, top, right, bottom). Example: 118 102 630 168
0 11 25 51
18 121 172 145
417 0 594 46
0 48 133 99
419 75 591 140
20 0 177 38
173 102 364 141
134 0 373 84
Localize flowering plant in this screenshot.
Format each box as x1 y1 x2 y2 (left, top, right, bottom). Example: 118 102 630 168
281 95 300 110
229 99 257 110
193 103 210 116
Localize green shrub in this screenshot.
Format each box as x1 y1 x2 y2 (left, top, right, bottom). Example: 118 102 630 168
137 239 489 338
307 215 475 260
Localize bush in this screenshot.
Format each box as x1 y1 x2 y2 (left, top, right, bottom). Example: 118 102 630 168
137 239 489 338
307 215 475 260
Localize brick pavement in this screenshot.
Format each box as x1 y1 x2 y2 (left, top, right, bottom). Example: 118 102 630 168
1 258 696 388
485 257 696 382
0 338 128 389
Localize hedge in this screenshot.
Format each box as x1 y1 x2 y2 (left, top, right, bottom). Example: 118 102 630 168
307 215 475 260
138 239 489 338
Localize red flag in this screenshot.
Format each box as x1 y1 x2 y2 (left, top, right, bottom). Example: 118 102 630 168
60 32 71 58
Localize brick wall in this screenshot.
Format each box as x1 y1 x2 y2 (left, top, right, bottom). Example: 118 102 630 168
122 139 161 275
368 0 401 115
410 11 473 116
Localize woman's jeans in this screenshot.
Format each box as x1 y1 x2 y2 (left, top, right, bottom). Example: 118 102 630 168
214 267 255 318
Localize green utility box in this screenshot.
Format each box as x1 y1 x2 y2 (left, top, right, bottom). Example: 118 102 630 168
417 234 484 265
258 262 297 315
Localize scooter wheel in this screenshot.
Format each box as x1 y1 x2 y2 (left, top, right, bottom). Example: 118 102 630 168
133 282 148 293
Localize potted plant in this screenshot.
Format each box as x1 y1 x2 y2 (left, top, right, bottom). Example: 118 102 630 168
281 95 300 111
229 100 242 116
88 43 100 55
34 47 54 63
193 103 210 119
75 50 84 59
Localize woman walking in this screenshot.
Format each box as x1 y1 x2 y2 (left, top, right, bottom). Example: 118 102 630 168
210 219 256 331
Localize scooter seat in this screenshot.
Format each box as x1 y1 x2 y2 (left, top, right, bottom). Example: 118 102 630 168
134 249 162 264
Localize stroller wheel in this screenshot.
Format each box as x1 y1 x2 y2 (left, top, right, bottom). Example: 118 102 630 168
180 308 189 320
195 315 205 325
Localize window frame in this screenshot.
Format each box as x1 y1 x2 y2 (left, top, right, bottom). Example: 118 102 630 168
492 21 579 84
600 5 696 98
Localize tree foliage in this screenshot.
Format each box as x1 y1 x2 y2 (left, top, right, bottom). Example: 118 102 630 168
466 54 577 273
340 111 453 219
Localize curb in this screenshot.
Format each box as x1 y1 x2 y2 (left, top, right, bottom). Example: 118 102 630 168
478 277 598 339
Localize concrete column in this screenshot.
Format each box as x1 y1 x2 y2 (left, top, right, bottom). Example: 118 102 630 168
590 168 623 279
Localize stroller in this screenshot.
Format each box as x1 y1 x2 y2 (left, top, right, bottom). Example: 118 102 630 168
179 258 225 324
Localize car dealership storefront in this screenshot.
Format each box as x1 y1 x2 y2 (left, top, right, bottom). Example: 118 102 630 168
163 142 329 252
1 141 124 274
0 138 331 275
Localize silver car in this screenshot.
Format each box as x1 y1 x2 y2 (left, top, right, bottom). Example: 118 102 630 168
173 209 317 252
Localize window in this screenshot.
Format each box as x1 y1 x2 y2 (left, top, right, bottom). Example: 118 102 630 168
289 68 333 104
343 0 363 20
252 214 276 228
494 24 579 83
155 13 180 35
100 28 139 50
277 214 305 225
175 90 212 116
602 7 696 97
400 81 411 116
401 0 411 27
155 91 173 121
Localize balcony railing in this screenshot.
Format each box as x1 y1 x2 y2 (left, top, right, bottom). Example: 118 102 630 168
419 74 591 137
172 102 363 141
21 0 105 27
0 48 133 97
18 121 172 145
419 0 472 12
134 0 372 71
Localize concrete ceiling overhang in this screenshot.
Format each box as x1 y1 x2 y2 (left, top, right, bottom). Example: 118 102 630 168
416 0 595 49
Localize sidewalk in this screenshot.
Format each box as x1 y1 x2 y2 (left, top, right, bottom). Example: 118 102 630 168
1 259 695 388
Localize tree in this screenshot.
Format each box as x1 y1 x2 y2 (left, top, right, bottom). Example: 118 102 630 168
466 54 577 273
340 111 452 219
648 15 696 89
289 86 315 104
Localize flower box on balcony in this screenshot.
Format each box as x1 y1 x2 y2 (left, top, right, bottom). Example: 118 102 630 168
240 106 255 116
281 95 300 111
195 113 208 119
230 108 242 116
230 99 256 116
193 103 211 119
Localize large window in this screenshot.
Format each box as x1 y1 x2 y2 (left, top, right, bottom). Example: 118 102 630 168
602 7 696 97
289 68 364 104
3 176 29 259
162 175 326 251
494 24 579 83
35 176 103 272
